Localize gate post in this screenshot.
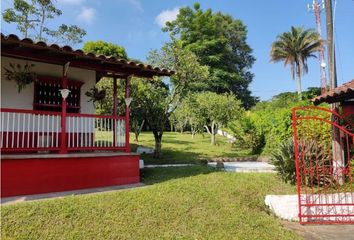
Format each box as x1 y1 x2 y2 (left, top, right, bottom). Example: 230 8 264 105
292 108 303 223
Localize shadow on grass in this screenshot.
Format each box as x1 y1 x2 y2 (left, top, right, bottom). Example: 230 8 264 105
141 165 217 185
140 148 255 164
140 149 206 164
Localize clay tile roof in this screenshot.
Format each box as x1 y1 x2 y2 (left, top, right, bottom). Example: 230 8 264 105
313 79 354 105
1 33 174 77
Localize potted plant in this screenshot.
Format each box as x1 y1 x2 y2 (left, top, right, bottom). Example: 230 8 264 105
4 62 37 92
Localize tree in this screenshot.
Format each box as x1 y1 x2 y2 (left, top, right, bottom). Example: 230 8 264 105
2 0 86 44
83 41 128 59
172 92 243 144
171 104 189 134
163 3 257 109
194 92 243 145
2 0 37 38
228 113 264 154
270 26 322 100
82 40 147 142
143 39 209 158
129 78 148 142
82 40 129 114
172 95 204 138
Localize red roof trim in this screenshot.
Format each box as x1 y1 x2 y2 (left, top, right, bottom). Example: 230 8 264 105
1 33 174 77
313 79 354 104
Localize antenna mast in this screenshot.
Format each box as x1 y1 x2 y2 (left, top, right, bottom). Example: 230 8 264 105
308 0 328 93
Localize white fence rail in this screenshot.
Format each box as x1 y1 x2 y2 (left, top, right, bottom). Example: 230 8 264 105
66 114 125 149
0 109 61 150
1 109 126 152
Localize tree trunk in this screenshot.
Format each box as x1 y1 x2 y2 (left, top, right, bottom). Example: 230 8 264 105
39 8 45 40
170 122 174 132
153 131 163 158
133 120 145 142
211 121 216 145
296 73 302 100
204 125 211 135
191 126 196 139
211 133 216 145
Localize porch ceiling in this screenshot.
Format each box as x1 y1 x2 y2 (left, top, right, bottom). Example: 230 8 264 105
1 33 174 79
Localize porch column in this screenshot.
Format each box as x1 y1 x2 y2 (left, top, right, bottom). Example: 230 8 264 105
59 63 70 154
125 76 131 152
113 77 117 148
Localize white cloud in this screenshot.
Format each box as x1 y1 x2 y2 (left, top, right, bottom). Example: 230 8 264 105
155 7 180 28
58 0 85 5
76 7 96 24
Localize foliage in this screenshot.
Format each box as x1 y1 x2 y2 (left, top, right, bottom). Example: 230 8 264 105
193 92 243 145
1 168 299 240
163 3 257 109
129 79 147 142
270 139 297 184
82 40 129 114
171 92 242 144
83 40 128 59
270 26 322 99
171 94 204 137
228 113 265 154
271 139 330 186
45 24 86 45
2 0 86 45
3 62 37 92
143 39 209 158
250 88 322 155
170 102 189 133
2 0 37 38
85 87 107 106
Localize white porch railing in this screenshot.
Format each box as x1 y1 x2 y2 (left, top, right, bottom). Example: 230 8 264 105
0 109 61 151
0 108 126 152
66 114 125 150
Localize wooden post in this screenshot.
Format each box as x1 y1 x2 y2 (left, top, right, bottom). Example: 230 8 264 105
59 74 68 154
325 0 343 184
113 77 117 148
125 76 131 152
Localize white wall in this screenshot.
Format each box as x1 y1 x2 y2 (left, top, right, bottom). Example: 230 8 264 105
1 56 96 114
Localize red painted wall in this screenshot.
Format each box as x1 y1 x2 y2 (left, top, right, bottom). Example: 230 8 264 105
1 155 140 197
343 104 354 118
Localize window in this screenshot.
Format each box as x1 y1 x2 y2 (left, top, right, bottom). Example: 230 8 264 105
33 76 83 113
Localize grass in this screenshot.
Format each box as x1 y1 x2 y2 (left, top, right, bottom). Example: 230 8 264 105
2 166 300 240
130 131 253 164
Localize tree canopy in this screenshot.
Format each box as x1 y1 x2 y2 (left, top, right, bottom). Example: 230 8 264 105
270 26 322 99
163 2 257 109
83 41 128 59
2 0 86 45
141 39 209 157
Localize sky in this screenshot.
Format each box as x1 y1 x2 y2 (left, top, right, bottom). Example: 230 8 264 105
1 0 354 100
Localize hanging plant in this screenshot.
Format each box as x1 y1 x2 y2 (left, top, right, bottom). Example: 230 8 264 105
85 87 107 104
4 62 37 93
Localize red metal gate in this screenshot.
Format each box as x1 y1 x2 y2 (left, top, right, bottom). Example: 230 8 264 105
292 106 354 224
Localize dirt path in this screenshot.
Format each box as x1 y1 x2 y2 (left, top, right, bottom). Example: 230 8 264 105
282 221 354 240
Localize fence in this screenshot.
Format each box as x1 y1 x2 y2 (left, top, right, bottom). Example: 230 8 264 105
1 108 126 152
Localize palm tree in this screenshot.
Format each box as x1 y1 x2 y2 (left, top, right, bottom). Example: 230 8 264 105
270 26 323 100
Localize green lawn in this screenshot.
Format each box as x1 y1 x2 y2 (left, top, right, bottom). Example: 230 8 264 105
2 166 299 240
130 131 254 164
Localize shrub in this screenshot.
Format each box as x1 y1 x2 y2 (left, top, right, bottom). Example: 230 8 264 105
270 139 297 184
271 138 330 186
228 114 265 154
